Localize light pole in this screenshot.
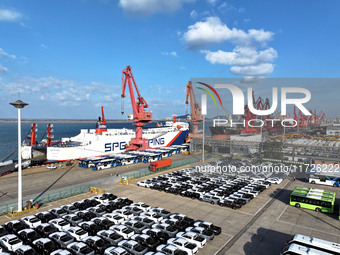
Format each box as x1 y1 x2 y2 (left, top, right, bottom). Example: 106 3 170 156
10 99 28 212
201 94 207 162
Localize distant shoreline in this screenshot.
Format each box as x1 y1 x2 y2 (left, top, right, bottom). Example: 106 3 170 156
0 119 170 123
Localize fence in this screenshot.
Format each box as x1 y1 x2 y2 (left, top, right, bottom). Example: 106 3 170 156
120 154 215 182
0 184 91 216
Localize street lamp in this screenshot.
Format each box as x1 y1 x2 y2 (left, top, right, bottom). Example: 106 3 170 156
9 99 29 212
201 94 207 161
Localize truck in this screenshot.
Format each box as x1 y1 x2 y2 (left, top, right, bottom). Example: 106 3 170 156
149 159 172 171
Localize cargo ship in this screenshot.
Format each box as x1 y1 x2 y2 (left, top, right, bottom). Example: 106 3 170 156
21 114 189 162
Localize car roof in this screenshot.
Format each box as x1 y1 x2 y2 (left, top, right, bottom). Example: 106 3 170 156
33 238 51 244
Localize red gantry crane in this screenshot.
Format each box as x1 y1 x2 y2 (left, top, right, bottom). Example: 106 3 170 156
185 81 203 138
121 66 152 151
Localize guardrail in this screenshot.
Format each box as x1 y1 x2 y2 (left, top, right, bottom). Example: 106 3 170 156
120 154 215 183
0 184 92 216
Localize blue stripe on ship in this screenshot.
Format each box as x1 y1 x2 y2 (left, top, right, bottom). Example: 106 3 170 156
169 130 189 146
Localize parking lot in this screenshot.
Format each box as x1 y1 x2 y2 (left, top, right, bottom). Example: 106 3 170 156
2 159 340 254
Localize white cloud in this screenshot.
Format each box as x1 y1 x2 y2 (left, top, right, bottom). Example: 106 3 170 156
183 16 273 49
183 16 277 77
0 9 22 22
230 63 275 76
203 47 277 66
118 0 194 16
0 64 8 74
190 10 197 19
0 48 16 59
161 51 178 57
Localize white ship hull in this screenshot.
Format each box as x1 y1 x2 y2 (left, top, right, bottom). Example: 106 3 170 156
22 121 189 161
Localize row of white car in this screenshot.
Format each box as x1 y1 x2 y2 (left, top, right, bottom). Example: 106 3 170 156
0 193 221 255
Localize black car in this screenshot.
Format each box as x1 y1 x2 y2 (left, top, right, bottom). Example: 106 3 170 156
76 210 97 221
82 199 100 207
78 221 103 236
0 225 9 237
143 229 170 244
115 197 133 206
217 200 242 210
35 212 57 223
35 223 59 238
83 236 110 254
170 214 195 226
4 220 29 234
101 193 117 201
91 218 115 230
161 219 186 232
18 228 41 245
194 221 221 235
32 238 60 255
132 234 160 251
72 201 89 210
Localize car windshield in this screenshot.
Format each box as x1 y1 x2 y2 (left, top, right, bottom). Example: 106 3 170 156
26 231 38 239
23 249 36 255
76 229 87 235
134 244 145 252
95 239 105 246
122 228 132 234
80 246 93 254
57 210 65 214
44 226 55 232
60 234 73 242
174 250 187 255
72 216 81 221
29 218 40 223
59 221 69 226
13 222 24 229
102 219 112 225
44 241 55 250
8 237 21 245
166 226 177 232
109 233 120 240
134 223 144 228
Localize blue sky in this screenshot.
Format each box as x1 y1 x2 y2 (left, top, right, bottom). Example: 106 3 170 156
0 0 339 120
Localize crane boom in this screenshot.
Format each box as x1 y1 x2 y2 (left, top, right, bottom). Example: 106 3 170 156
121 66 152 151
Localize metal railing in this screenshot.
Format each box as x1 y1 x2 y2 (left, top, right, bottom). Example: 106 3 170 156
120 154 215 181
0 184 91 216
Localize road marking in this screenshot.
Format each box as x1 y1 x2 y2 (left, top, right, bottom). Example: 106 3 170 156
276 205 288 221
254 180 291 216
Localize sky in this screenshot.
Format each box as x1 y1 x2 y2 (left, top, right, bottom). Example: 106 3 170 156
0 0 339 120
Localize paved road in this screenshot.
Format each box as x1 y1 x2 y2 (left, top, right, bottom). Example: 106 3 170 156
0 153 196 206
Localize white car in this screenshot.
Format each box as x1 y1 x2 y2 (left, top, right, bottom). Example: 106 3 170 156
104 246 130 255
67 241 95 255
140 212 163 223
114 209 134 220
0 234 23 251
110 225 134 239
21 215 41 228
103 213 125 224
156 244 187 255
51 249 74 255
47 165 57 170
176 231 206 248
49 219 71 231
266 177 283 184
65 227 88 241
167 237 198 255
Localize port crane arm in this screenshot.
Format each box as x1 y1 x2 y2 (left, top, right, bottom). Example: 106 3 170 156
121 66 149 119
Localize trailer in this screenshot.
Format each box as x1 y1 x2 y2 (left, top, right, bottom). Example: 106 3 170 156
149 158 172 171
